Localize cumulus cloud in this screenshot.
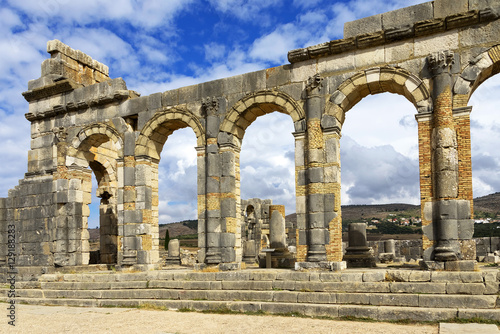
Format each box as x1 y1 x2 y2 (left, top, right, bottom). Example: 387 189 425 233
207 0 282 24
7 0 194 29
340 136 420 205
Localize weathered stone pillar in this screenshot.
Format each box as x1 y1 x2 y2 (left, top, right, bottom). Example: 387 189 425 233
304 74 328 262
119 128 140 266
294 128 307 262
219 135 240 265
429 50 457 260
427 50 461 262
269 205 286 250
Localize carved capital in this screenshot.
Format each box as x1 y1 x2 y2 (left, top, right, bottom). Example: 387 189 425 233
52 127 68 142
306 74 323 96
427 50 455 76
202 96 219 115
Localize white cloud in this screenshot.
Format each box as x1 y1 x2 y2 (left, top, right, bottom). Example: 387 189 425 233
7 0 194 29
207 0 282 22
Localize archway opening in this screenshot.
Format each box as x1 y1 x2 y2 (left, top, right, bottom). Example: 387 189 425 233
340 93 421 243
156 127 198 257
468 74 500 228
239 111 296 250
86 160 118 264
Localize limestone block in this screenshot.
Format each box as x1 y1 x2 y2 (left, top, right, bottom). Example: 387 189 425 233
307 167 324 183
337 292 370 305
309 194 325 212
290 60 316 83
385 41 413 64
220 198 236 218
234 74 262 98
382 3 433 29
317 52 355 74
177 85 199 105
221 247 235 263
419 294 496 309
355 47 384 69
390 282 446 294
308 212 325 229
266 65 290 88
434 0 468 19
414 31 459 57
447 283 486 295
207 153 221 177
221 151 235 177
362 271 385 282
344 14 382 39
206 232 220 247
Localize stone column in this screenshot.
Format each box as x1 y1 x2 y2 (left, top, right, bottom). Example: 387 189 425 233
304 74 328 262
165 239 181 265
203 137 222 264
119 129 140 266
343 223 375 268
269 205 286 250
294 129 307 262
427 50 462 262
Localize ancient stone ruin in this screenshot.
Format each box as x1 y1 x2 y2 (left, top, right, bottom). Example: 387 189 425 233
1 0 500 275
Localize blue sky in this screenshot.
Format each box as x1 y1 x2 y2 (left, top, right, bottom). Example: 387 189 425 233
1 0 499 228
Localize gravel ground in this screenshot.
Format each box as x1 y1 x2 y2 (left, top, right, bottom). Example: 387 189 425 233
0 304 438 334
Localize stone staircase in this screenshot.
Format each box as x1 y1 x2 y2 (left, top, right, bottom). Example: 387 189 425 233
2 268 500 322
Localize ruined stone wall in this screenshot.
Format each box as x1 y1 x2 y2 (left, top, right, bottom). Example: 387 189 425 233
1 0 500 270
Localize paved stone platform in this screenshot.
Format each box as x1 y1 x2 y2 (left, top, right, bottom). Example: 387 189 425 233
2 267 500 323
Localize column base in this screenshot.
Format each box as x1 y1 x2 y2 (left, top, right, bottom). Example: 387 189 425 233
419 260 477 271
194 263 241 271
258 249 295 269
164 257 181 266
343 253 376 268
295 261 346 271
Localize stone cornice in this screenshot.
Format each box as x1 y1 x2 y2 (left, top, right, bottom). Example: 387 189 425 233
22 79 82 103
25 88 137 122
288 8 498 64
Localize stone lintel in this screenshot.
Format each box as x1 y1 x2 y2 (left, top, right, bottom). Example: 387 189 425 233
415 111 433 123
452 106 473 117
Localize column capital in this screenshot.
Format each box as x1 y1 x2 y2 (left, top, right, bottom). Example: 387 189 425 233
427 50 455 77
201 96 219 116
306 74 324 96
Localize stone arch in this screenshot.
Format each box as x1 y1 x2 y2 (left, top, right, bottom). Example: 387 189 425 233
72 123 123 153
65 123 122 265
327 67 431 125
135 106 205 160
453 44 500 108
220 90 305 140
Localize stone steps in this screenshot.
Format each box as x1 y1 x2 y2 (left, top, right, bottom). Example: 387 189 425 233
2 296 500 322
5 268 500 321
3 288 498 309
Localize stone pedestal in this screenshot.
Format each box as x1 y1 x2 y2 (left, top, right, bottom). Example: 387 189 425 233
420 260 477 271
343 223 376 268
378 239 396 263
269 205 286 250
243 240 257 264
165 239 181 265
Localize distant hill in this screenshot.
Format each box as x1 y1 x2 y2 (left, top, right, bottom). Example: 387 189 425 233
473 192 500 215
89 193 500 240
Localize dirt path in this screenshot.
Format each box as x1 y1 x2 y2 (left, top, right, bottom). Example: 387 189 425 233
1 304 437 334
